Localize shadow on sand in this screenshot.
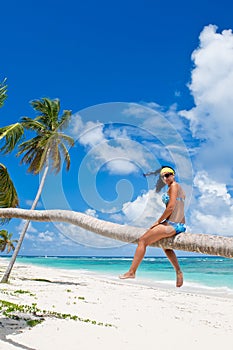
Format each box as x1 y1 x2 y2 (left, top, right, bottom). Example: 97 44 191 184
0 317 38 350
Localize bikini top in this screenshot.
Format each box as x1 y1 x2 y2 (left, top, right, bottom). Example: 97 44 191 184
161 193 185 205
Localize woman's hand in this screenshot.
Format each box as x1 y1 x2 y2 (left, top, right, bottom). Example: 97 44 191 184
150 221 159 229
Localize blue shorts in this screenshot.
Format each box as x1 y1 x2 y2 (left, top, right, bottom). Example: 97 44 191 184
164 220 186 234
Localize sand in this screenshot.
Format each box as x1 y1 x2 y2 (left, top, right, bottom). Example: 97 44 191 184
0 260 232 350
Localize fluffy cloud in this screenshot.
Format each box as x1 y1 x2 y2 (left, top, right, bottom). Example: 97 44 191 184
180 24 233 184
121 189 164 227
16 221 38 234
189 171 233 236
69 112 155 175
25 230 55 242
69 113 105 146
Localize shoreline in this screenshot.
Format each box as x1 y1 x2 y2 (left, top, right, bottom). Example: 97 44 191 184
2 255 233 300
0 260 233 350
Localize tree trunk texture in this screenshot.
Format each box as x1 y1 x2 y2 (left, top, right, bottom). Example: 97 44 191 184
0 208 232 259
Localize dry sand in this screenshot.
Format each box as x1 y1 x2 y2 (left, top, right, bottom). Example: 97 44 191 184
0 260 232 350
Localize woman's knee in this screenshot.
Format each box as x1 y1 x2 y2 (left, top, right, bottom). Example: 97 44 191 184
138 237 148 247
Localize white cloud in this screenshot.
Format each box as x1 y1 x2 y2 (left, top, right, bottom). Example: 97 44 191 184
121 189 164 227
85 208 98 217
69 113 105 146
70 111 155 175
180 24 233 184
16 221 38 234
38 231 55 242
79 122 105 147
25 230 55 242
189 171 233 236
92 139 151 175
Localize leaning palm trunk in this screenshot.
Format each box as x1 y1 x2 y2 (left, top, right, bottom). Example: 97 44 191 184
0 208 232 263
0 163 49 283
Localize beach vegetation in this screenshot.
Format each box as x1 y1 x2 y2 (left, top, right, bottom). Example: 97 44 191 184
26 319 43 327
0 96 74 283
0 299 114 328
14 289 36 296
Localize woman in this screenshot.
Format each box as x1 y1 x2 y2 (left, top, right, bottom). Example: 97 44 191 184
119 166 186 287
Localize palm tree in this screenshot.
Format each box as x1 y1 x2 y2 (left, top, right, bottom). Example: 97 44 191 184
0 98 74 283
0 229 17 254
0 208 232 258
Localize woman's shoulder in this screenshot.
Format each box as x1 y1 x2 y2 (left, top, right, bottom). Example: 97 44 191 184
169 182 185 196
170 182 179 190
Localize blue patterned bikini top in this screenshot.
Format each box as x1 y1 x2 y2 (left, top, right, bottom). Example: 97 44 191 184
161 193 184 205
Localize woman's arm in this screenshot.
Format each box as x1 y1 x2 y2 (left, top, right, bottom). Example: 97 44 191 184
150 183 178 228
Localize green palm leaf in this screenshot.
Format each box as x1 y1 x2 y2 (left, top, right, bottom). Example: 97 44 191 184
59 142 71 171
0 164 19 224
0 123 24 154
0 229 17 253
21 117 47 133
58 110 72 131
0 78 7 108
18 98 74 175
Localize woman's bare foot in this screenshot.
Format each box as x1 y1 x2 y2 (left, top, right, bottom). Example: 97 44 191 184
176 271 183 287
119 272 135 279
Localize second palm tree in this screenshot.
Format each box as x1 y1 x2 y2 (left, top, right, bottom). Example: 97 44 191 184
0 98 74 283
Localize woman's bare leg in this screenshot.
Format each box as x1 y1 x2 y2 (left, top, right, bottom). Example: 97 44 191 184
119 224 175 279
163 249 183 287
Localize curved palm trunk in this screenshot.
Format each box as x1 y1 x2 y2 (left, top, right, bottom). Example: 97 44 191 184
0 208 232 260
1 163 49 283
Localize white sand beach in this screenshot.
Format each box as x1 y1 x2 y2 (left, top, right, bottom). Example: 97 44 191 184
0 259 233 350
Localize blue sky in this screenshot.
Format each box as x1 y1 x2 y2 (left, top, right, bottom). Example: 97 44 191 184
1 0 233 256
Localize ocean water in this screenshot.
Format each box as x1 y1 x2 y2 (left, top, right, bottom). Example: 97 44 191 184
13 256 233 297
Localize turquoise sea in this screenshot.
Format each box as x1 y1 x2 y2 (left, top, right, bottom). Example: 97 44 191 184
10 256 233 297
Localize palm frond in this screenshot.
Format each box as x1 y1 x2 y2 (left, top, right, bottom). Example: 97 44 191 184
0 164 19 224
18 97 74 175
0 78 7 108
0 123 25 154
30 98 61 131
58 110 72 131
17 136 42 159
57 132 74 147
50 143 61 174
20 117 46 133
50 99 60 130
21 148 44 174
0 229 17 253
59 143 71 171
30 98 51 115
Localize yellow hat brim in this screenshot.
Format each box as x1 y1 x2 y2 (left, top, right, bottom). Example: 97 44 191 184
160 167 175 175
